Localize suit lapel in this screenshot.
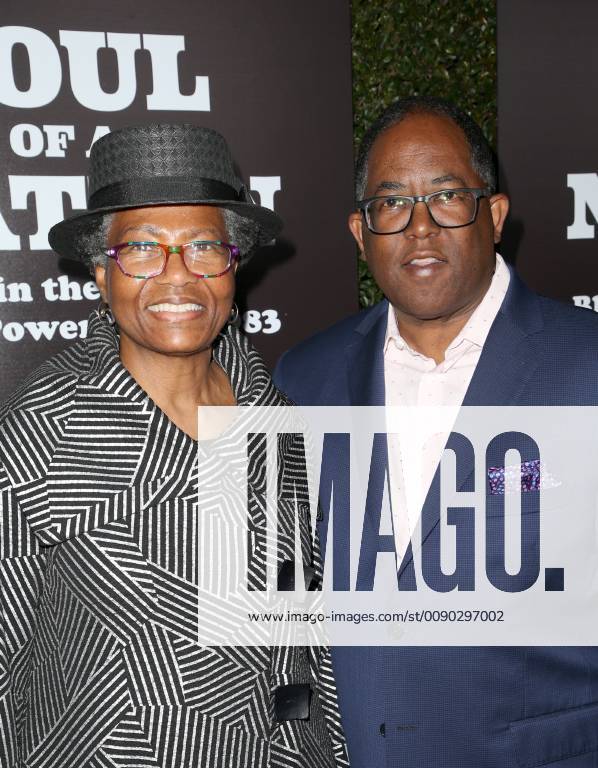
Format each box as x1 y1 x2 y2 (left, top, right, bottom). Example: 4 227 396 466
346 300 388 406
398 272 547 579
463 275 545 406
342 302 390 583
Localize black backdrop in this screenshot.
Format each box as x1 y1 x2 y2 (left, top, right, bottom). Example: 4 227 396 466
0 1 357 402
498 0 598 312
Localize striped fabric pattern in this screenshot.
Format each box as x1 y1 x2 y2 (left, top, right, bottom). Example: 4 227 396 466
0 312 348 768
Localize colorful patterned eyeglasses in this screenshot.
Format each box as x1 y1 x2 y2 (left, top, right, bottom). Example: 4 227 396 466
104 241 240 279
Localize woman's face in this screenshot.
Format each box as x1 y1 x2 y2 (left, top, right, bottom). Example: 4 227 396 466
94 204 236 358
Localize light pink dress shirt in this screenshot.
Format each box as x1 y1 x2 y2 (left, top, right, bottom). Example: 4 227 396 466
384 254 511 559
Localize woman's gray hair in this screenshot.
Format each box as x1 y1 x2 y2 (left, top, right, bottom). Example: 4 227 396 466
221 208 260 263
85 207 259 271
87 215 113 270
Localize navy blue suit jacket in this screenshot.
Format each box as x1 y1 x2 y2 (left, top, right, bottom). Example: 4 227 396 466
273 272 598 768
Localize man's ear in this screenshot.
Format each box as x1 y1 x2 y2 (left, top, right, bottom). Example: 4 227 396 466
348 211 366 260
94 263 108 302
489 193 510 244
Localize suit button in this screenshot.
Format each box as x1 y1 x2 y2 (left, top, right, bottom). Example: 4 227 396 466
274 683 311 721
380 722 386 737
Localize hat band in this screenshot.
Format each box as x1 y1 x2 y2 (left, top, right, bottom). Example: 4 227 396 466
88 176 243 210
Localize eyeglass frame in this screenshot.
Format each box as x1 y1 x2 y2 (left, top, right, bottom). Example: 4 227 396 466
103 240 240 279
356 187 493 234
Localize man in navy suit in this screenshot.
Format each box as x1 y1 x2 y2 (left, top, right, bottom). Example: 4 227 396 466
273 97 598 767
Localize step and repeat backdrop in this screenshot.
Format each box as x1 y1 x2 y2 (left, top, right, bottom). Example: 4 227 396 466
498 0 598 310
0 0 357 402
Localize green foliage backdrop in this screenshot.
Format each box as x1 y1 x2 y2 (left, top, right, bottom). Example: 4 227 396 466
351 0 497 306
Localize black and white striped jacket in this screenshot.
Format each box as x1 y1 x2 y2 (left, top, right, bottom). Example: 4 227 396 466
0 312 349 768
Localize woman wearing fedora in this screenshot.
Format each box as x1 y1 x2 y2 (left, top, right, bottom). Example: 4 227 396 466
0 125 348 767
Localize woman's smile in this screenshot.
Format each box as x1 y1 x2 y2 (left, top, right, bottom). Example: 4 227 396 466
146 300 206 317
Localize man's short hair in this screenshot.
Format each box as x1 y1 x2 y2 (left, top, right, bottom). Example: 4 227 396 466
355 96 497 200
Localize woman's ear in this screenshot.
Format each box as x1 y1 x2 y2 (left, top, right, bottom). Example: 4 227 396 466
94 263 108 302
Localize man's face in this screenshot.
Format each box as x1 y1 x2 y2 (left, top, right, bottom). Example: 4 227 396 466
95 204 236 359
348 113 509 322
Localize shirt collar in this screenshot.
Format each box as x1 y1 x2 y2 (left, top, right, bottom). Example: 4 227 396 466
82 309 275 407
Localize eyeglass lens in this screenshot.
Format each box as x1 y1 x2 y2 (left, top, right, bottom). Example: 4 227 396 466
367 190 479 233
117 242 232 277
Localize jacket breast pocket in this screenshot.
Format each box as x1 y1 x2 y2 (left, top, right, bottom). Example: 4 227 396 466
510 700 598 767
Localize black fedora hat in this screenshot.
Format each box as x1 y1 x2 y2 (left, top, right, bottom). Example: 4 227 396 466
48 123 283 264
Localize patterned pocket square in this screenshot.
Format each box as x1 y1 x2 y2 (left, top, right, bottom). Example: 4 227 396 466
487 459 561 495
